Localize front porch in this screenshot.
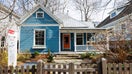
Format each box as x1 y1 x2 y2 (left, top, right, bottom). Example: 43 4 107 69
60 28 107 52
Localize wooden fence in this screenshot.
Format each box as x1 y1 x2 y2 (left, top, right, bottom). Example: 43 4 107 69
0 59 132 74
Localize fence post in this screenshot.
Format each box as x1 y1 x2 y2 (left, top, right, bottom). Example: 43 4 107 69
130 63 132 74
69 63 74 74
101 58 107 74
31 65 36 74
37 62 42 74
0 66 3 74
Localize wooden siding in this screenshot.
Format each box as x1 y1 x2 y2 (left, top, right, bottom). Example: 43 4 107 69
20 26 59 53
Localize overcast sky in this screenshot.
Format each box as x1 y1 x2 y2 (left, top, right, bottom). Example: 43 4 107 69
0 0 128 22
66 0 127 22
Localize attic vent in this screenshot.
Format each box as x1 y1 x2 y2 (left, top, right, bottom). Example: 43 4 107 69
36 12 44 18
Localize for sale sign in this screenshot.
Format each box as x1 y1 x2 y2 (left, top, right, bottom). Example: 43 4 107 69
7 27 17 67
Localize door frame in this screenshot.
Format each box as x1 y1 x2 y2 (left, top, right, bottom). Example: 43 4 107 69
62 33 71 50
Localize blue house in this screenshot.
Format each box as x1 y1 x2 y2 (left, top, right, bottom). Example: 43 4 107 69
19 5 106 54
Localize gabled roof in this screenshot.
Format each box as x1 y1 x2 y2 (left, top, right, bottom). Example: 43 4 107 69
0 3 20 19
97 1 132 28
55 13 95 28
20 4 63 24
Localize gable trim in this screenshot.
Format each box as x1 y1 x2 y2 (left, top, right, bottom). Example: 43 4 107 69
20 5 63 25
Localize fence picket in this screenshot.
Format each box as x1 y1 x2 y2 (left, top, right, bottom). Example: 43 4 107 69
0 66 3 74
119 63 122 74
32 65 36 74
26 65 30 74
0 61 131 74
101 58 107 74
5 66 8 74
113 63 117 74
37 62 42 74
69 63 74 74
124 63 127 74
21 66 24 74
130 63 132 74
15 66 19 74
107 63 111 74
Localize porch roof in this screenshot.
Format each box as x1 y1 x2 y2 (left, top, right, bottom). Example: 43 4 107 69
60 28 106 33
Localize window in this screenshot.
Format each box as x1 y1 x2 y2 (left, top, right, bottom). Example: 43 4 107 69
76 33 84 45
36 12 44 18
34 29 46 48
110 11 116 18
87 33 92 41
1 36 5 47
86 33 95 45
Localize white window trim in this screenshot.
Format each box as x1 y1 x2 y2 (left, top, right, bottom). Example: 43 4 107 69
76 33 84 45
33 29 46 49
36 11 44 18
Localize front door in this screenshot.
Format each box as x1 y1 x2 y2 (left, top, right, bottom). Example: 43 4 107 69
63 34 70 50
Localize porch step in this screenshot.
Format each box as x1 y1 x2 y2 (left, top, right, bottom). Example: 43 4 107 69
54 54 81 60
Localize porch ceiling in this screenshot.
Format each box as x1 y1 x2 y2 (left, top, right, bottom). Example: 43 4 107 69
60 28 106 33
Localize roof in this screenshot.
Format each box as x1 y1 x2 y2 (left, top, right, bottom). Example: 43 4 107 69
60 28 106 33
97 1 132 28
20 4 63 24
0 3 20 19
55 13 95 28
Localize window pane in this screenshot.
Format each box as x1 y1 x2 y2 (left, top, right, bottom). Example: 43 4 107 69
87 33 92 41
76 33 83 45
87 33 95 41
35 30 45 45
37 12 43 18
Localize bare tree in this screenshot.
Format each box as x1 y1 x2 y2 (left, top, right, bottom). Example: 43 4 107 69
0 0 16 20
73 0 102 21
34 0 67 14
16 0 34 15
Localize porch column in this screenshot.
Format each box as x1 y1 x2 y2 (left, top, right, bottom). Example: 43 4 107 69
74 32 76 52
106 30 109 50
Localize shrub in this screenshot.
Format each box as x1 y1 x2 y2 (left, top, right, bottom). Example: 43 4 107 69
0 50 8 67
47 54 54 62
17 54 31 62
80 52 97 59
31 51 39 58
47 49 54 62
34 51 39 56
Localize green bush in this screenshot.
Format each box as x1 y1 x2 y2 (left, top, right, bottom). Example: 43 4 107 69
31 51 39 58
47 54 54 62
34 51 39 56
47 49 54 62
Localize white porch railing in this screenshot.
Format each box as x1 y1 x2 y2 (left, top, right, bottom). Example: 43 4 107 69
76 45 105 52
75 45 107 52
76 45 95 51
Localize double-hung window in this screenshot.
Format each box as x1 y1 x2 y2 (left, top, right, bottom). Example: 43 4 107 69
34 29 46 48
76 33 84 45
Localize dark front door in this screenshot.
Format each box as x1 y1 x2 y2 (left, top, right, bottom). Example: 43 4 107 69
63 34 70 50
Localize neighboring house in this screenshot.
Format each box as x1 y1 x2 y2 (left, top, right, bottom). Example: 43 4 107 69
19 5 106 54
97 1 132 49
0 3 20 48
